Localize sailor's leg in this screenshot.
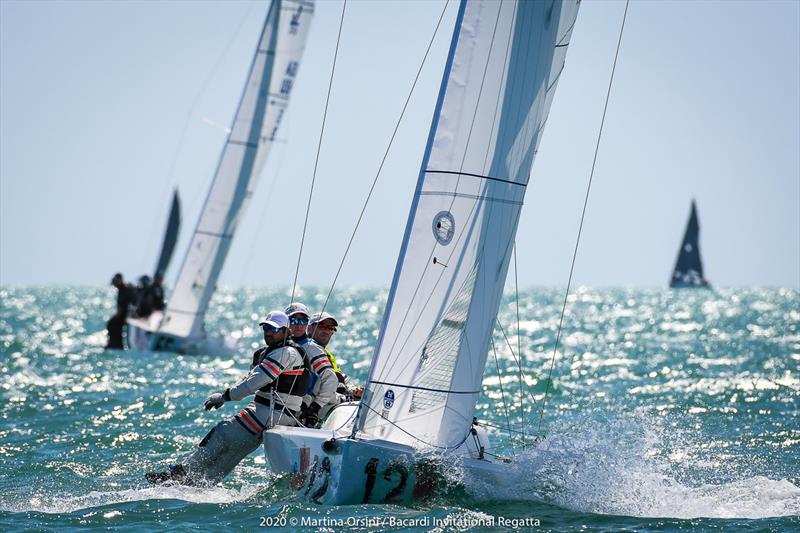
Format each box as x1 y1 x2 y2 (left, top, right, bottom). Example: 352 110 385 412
181 417 262 485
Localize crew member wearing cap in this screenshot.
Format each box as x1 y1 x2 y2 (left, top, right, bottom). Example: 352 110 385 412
306 312 362 420
285 303 338 429
145 310 307 486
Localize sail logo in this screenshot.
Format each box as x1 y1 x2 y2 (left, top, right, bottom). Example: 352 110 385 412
383 390 395 409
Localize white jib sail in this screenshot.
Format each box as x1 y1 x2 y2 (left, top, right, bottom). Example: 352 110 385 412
158 0 314 340
356 0 579 449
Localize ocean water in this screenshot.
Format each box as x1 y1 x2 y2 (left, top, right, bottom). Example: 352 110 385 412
0 286 798 532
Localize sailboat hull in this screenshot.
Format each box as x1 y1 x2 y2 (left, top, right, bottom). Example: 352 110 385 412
262 404 507 505
126 312 237 356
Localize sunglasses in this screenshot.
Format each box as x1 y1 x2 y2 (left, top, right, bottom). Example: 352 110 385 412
261 324 283 333
315 324 337 332
289 317 309 326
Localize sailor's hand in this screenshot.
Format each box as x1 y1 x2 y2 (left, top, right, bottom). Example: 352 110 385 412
301 401 321 428
351 387 364 400
204 392 226 410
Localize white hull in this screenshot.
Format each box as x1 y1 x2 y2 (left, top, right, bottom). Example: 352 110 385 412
262 404 509 505
126 311 237 356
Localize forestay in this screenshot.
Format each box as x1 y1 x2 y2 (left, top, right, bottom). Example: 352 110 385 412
158 0 314 339
356 0 580 449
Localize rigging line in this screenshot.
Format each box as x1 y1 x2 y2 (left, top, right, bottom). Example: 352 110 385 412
495 319 539 408
513 242 525 445
358 402 472 451
491 336 516 456
140 2 260 276
536 0 630 437
314 0 451 325
237 119 291 285
378 1 505 378
290 0 348 304
481 0 518 175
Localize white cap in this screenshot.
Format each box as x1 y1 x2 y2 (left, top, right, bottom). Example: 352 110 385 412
259 310 289 329
284 302 310 317
309 311 338 326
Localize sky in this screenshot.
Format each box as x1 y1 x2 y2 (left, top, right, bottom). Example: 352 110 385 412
1 0 798 289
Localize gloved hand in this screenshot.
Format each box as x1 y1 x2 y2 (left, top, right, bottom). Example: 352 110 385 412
204 392 226 410
301 401 321 427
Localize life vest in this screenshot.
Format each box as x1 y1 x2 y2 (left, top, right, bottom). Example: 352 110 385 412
253 340 309 398
306 344 347 393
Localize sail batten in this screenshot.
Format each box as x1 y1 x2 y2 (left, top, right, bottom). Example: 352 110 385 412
356 0 580 448
157 0 313 340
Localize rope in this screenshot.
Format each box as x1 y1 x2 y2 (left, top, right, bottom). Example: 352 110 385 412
490 336 515 455
290 0 348 303
359 402 473 451
513 242 524 445
536 0 630 436
140 3 259 278
312 0 451 328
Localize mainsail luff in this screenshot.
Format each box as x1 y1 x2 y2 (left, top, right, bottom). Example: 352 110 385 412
356 0 580 449
153 188 181 279
158 0 313 340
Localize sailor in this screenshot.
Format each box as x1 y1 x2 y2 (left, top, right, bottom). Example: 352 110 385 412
145 310 307 486
105 273 132 350
134 275 153 317
150 273 166 311
284 303 338 428
307 311 362 418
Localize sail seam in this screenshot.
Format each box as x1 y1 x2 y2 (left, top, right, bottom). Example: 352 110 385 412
228 140 259 149
425 169 526 187
370 381 479 395
419 191 522 205
196 230 233 239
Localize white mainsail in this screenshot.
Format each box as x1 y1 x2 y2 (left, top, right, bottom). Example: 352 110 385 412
158 0 314 340
356 0 580 449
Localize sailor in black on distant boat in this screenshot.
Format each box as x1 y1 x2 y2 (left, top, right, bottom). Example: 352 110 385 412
145 311 308 486
670 199 711 288
105 273 133 350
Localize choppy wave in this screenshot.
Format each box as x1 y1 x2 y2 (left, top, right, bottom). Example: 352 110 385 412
1 286 798 530
1 484 262 515
462 415 800 519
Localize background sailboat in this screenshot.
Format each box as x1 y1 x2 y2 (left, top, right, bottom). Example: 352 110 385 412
670 199 710 288
128 0 314 355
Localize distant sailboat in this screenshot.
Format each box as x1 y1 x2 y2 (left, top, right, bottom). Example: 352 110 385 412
153 188 181 279
670 199 710 288
127 0 314 354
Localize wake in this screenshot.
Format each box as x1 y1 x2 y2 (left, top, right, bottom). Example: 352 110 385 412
460 415 800 519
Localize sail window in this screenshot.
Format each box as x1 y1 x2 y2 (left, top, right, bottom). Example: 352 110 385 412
432 211 455 245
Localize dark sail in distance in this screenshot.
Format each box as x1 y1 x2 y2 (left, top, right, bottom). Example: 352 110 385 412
153 189 181 278
670 199 710 288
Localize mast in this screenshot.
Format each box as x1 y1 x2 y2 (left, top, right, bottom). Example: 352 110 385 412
355 0 580 449
158 0 314 339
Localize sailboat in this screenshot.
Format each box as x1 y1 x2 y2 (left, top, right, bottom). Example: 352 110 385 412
127 0 314 355
669 199 710 288
153 188 181 280
262 0 581 504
